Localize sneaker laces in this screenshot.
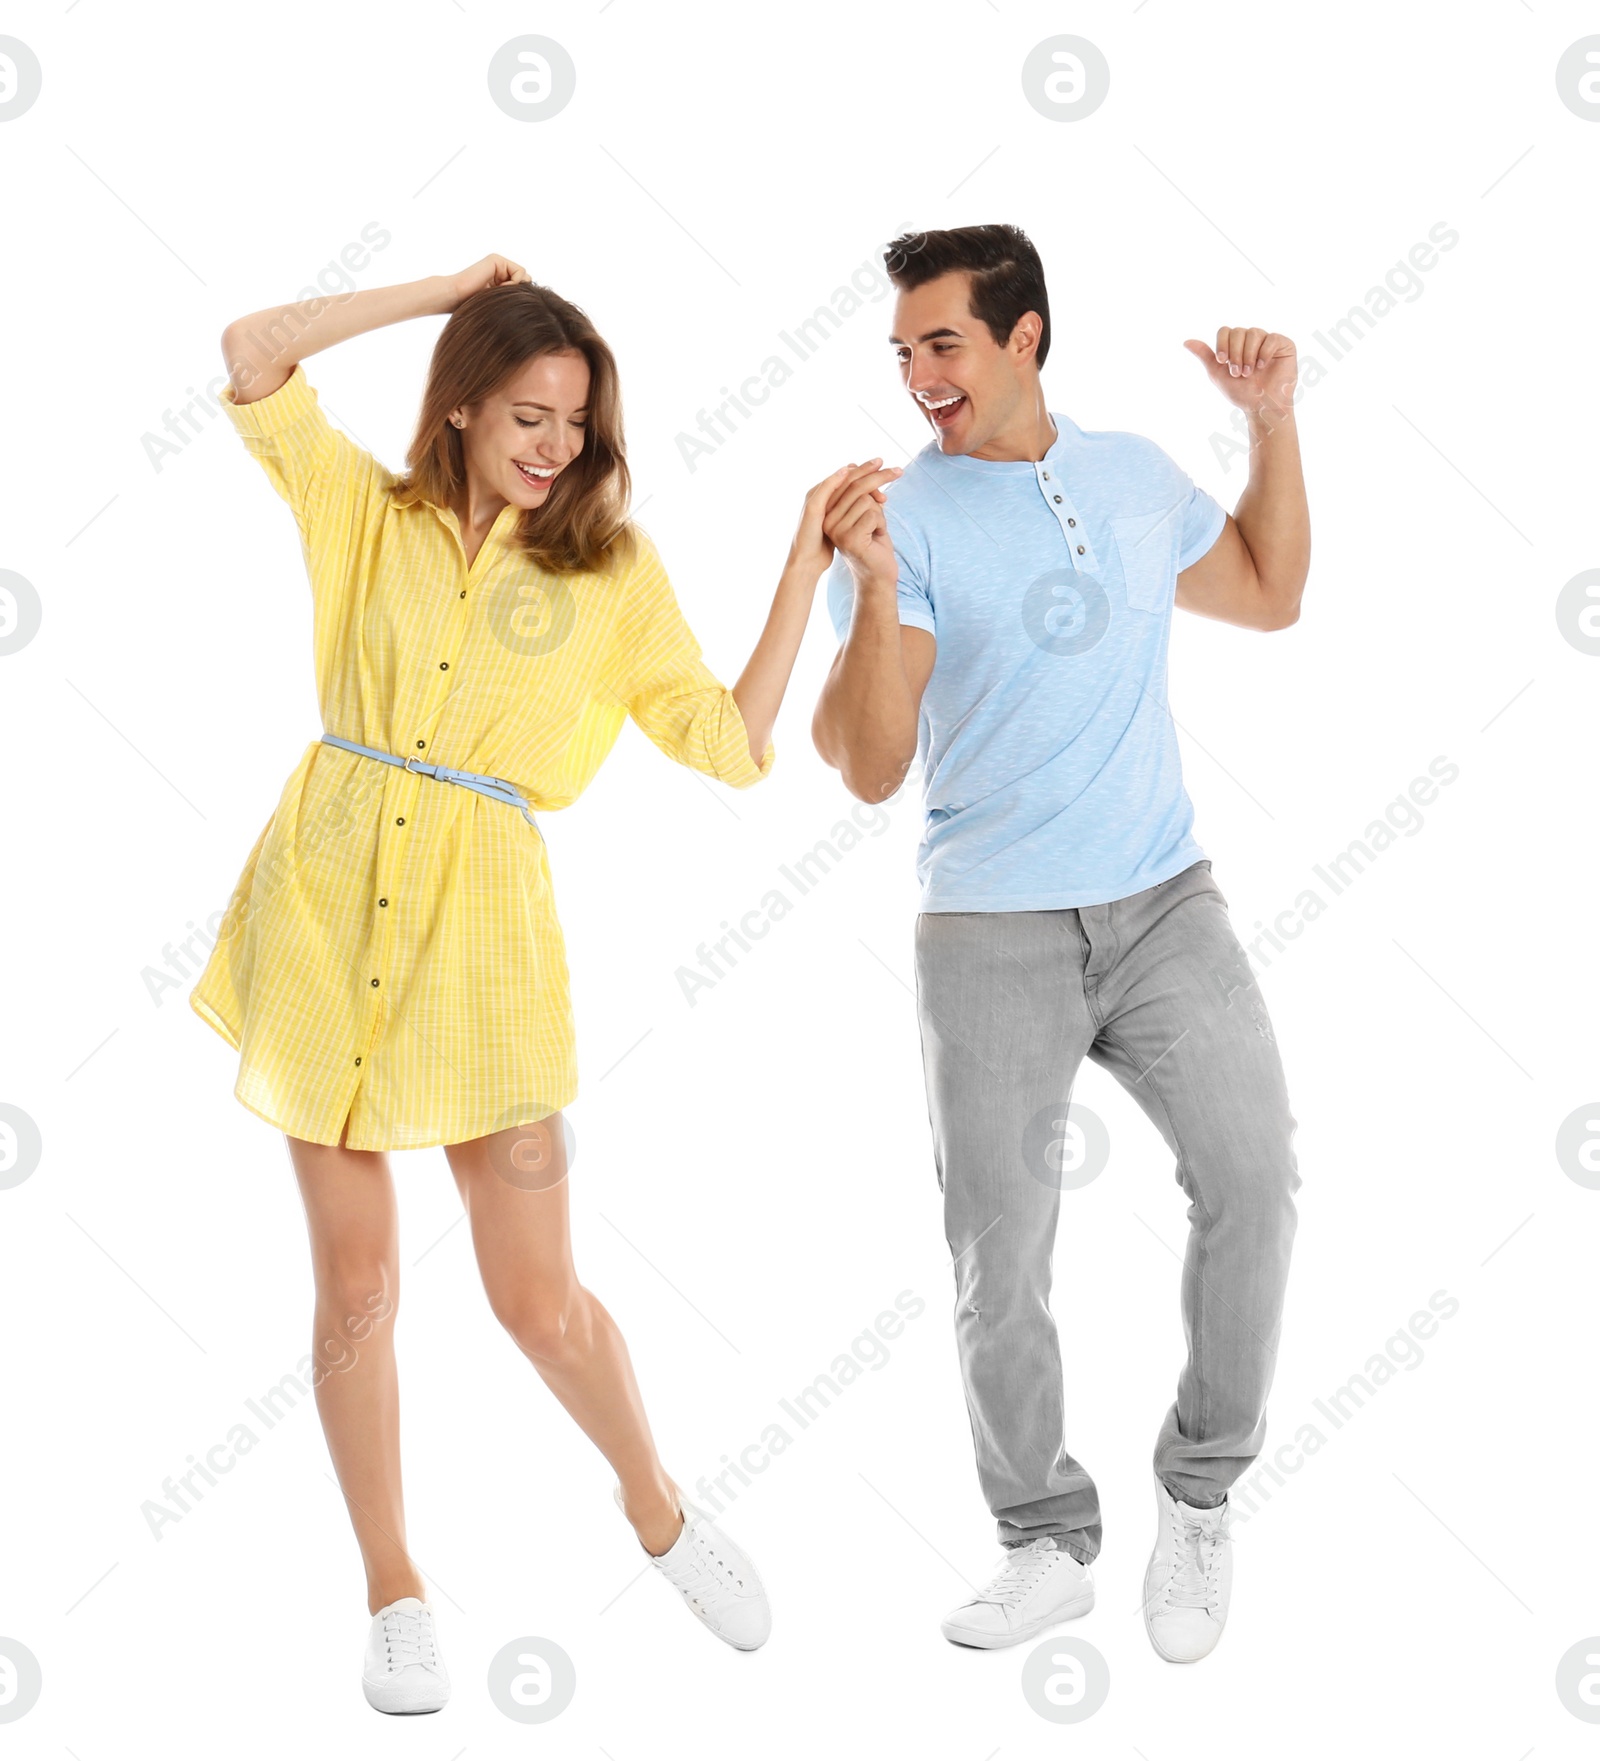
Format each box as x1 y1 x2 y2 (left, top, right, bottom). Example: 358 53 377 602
379 1604 438 1672
976 1540 1059 1608
1163 1504 1228 1611
657 1516 748 1607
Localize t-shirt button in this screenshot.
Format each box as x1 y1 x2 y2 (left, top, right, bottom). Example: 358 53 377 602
1053 494 1063 504
1067 518 1076 527
1077 545 1086 555
1042 471 1051 480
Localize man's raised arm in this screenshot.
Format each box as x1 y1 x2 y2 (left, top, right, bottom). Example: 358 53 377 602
811 467 936 803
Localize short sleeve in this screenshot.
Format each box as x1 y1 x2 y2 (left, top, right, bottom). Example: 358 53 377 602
824 505 936 642
615 534 774 789
1175 464 1228 572
218 362 388 558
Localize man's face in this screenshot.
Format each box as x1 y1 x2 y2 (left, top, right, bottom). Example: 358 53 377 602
889 271 1034 456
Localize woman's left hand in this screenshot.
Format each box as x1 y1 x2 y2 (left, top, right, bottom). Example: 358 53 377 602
789 461 901 578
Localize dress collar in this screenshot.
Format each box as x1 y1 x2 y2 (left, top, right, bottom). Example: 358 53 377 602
389 483 522 545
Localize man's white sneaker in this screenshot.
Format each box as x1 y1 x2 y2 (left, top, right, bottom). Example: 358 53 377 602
941 1536 1095 1649
1142 1476 1233 1662
614 1484 771 1650
362 1596 450 1714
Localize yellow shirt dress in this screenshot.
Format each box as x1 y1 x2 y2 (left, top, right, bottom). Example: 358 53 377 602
190 363 773 1151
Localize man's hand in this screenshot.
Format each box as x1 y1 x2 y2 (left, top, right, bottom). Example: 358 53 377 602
788 461 899 578
822 458 902 589
1175 328 1309 632
1183 328 1297 420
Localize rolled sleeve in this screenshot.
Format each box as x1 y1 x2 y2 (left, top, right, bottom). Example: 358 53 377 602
618 537 774 789
219 362 384 557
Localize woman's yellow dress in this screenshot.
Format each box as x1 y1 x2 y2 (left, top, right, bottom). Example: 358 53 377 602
190 364 772 1150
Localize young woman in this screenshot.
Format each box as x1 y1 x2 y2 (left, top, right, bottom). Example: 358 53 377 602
188 252 897 1714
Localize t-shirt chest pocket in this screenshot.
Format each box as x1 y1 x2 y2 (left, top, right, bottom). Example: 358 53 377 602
1110 508 1181 614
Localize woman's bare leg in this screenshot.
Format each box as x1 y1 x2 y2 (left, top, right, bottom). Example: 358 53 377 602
285 1118 425 1613
442 1115 685 1556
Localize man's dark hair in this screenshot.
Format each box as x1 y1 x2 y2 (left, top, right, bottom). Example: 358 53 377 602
883 223 1051 367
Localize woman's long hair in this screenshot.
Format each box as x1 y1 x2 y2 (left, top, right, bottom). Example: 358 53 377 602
394 281 634 576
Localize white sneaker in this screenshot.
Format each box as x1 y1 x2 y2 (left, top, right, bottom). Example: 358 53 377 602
614 1484 771 1650
361 1596 450 1714
1142 1476 1233 1662
941 1536 1095 1649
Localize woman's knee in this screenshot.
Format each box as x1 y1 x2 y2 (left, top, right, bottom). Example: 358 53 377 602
494 1284 589 1365
311 1260 398 1345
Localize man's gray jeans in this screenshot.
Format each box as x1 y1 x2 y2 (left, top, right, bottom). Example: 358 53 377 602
913 859 1299 1564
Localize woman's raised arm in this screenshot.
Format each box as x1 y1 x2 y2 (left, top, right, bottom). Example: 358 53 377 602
729 460 900 767
220 254 532 405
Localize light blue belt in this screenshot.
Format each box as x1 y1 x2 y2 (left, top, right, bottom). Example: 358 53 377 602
319 733 539 829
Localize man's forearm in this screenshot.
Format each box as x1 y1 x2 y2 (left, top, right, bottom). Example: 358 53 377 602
1235 407 1311 619
813 583 919 802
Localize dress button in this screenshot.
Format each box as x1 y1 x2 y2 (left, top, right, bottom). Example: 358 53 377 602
354 1056 361 1066
1053 494 1063 504
378 897 388 908
416 739 426 749
395 816 405 826
459 590 466 599
439 661 448 671
371 977 380 988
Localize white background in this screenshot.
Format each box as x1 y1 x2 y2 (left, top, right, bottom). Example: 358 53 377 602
2 0 1597 1753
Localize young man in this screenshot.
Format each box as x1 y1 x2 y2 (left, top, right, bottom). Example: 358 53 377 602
813 224 1309 1663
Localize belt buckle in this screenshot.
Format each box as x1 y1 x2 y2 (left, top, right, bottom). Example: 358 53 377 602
403 754 421 773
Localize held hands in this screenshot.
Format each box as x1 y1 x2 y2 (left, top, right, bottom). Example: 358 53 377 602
446 254 533 310
1184 328 1298 420
790 459 901 587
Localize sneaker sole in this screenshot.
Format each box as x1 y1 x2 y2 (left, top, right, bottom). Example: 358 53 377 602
940 1587 1096 1649
1142 1612 1224 1664
709 1623 770 1652
363 1680 450 1714
1144 1624 1223 1664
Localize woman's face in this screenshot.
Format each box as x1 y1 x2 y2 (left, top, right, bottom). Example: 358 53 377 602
454 348 591 510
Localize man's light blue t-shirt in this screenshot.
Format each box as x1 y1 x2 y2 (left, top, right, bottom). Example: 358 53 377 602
826 412 1227 913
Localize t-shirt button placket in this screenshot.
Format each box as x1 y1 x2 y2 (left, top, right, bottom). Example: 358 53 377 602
1046 475 1098 573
